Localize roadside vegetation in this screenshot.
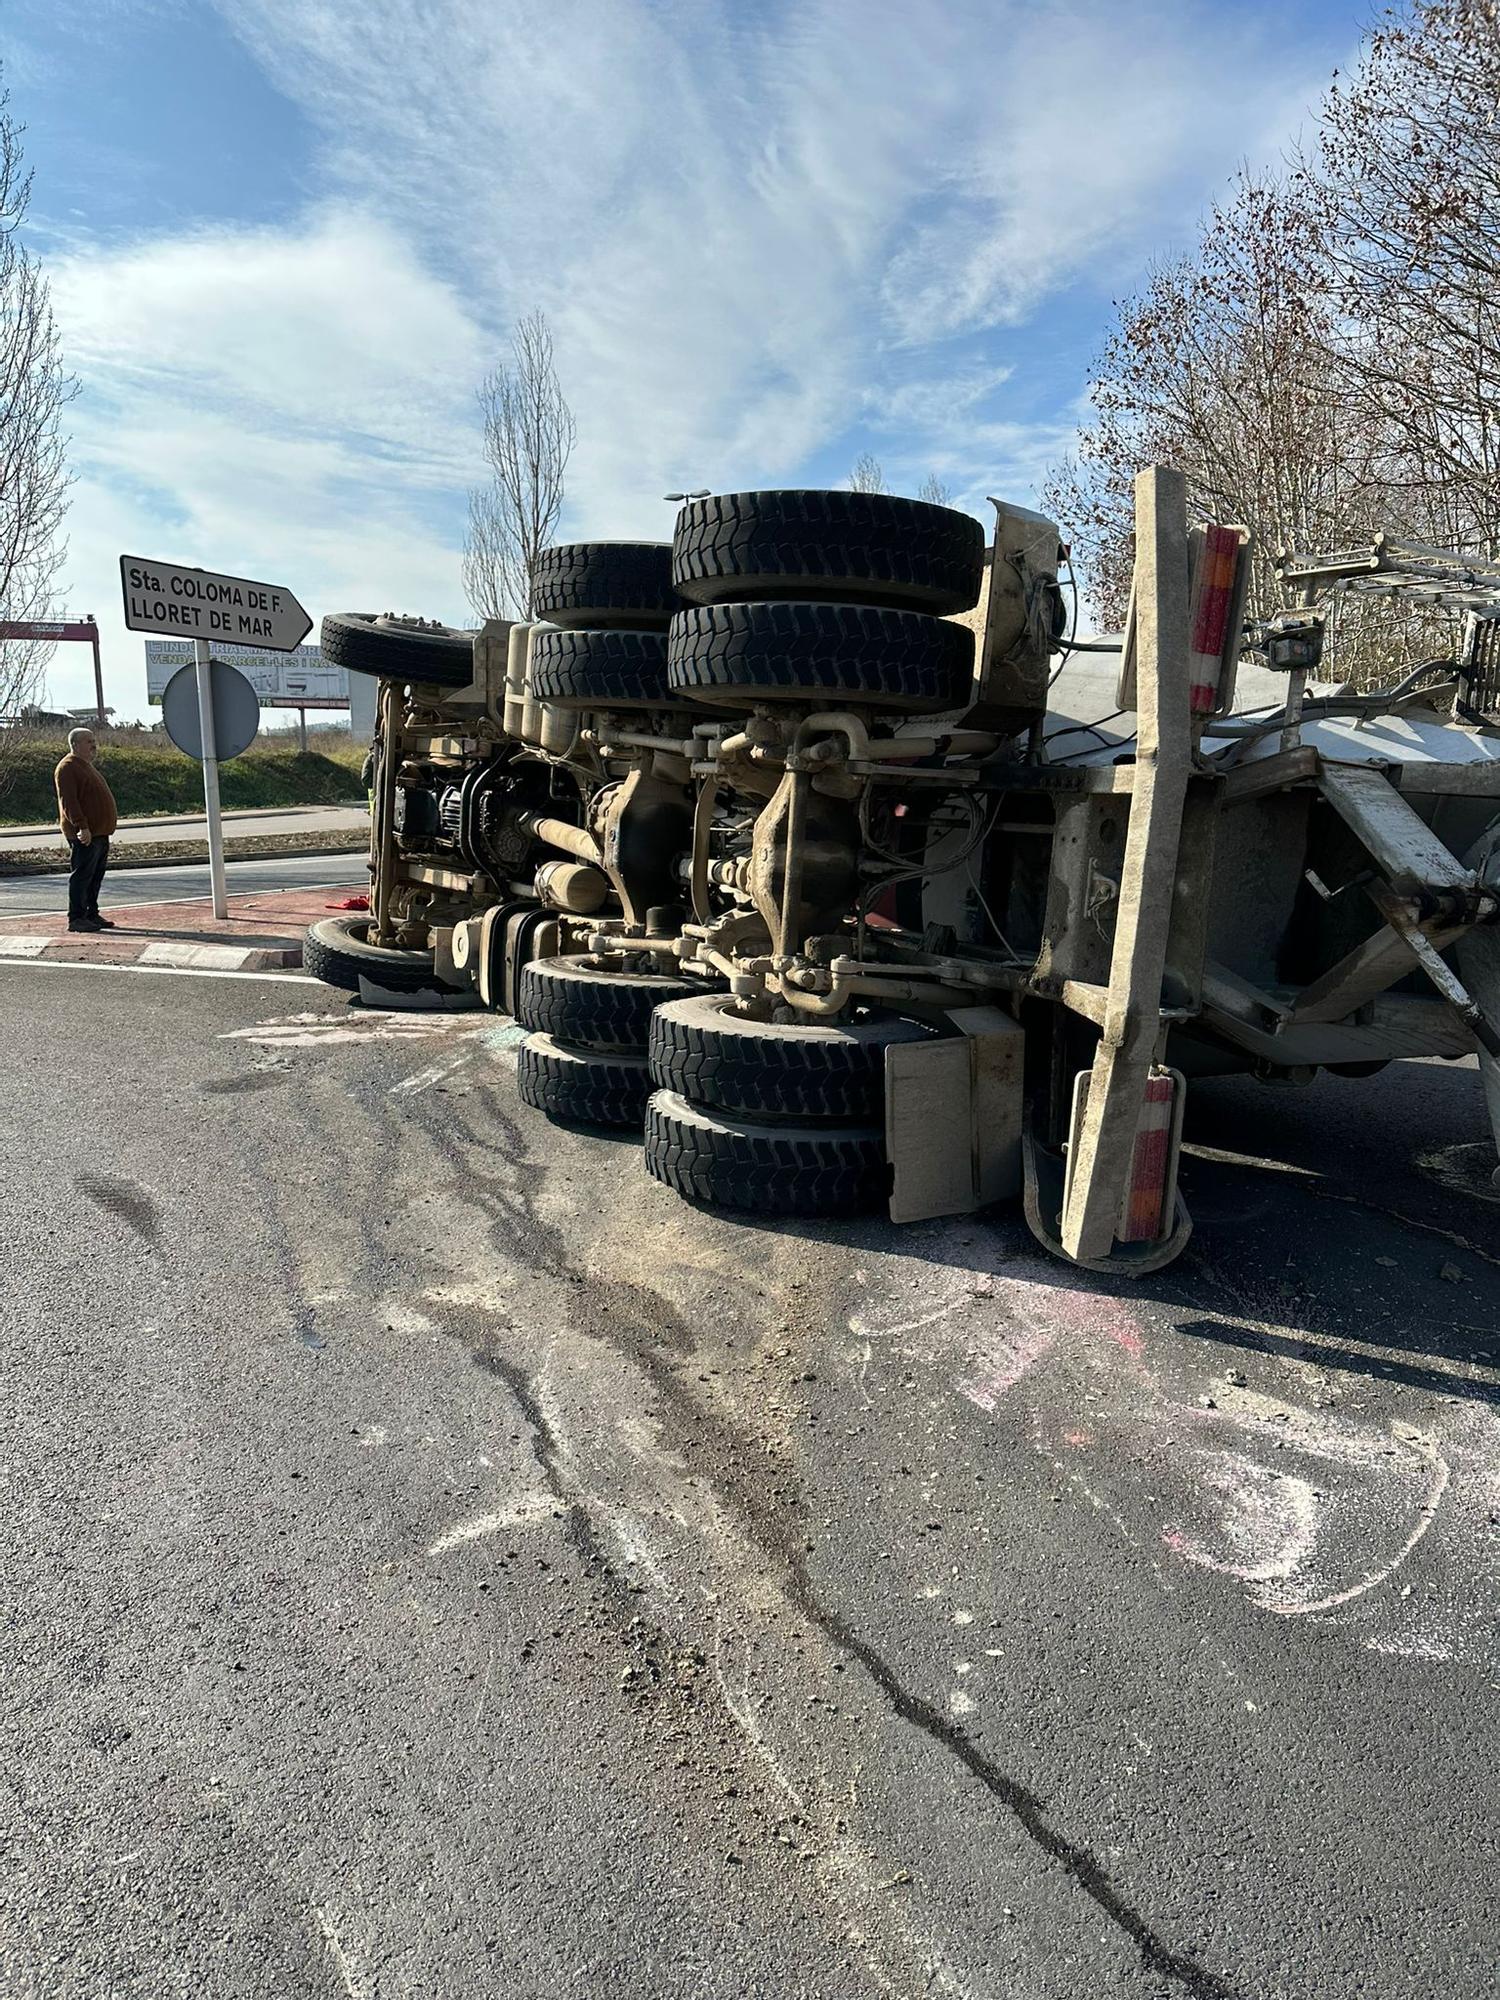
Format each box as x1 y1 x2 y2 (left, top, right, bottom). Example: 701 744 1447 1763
1043 1 1498 681
0 732 365 824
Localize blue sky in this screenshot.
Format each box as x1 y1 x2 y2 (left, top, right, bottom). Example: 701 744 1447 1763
10 0 1369 719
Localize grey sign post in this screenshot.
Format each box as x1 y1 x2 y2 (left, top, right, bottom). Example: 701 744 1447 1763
119 557 311 920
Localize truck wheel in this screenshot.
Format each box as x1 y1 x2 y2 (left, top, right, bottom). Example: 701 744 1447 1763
530 627 670 709
644 1091 888 1217
303 916 442 994
321 612 475 688
515 955 703 1054
650 993 937 1120
667 600 973 711
530 542 676 628
516 1033 651 1127
672 490 985 616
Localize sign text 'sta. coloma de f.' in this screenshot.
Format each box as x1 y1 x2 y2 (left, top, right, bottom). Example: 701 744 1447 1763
118 555 312 652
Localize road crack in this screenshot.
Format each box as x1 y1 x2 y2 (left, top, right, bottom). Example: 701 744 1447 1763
784 1563 1244 2000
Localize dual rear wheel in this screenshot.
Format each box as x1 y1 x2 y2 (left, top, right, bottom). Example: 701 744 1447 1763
511 961 932 1219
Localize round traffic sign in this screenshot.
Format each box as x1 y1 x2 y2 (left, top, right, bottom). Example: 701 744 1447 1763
161 658 261 761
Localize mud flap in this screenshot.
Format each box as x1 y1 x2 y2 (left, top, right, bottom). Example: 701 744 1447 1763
884 1007 1024 1223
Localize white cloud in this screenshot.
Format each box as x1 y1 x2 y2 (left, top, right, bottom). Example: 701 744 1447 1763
45 207 484 715
39 0 1346 713
207 0 1334 523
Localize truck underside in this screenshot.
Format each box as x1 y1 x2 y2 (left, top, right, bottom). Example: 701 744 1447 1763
310 470 1500 1275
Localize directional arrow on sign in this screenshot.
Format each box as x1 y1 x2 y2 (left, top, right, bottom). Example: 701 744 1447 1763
119 554 312 653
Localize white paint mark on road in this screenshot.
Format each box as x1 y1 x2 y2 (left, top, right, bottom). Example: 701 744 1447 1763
313 1906 365 2000
382 1303 436 1337
1163 1455 1321 1589
221 1010 460 1047
427 1491 560 1555
849 1300 963 1342
0 936 52 957
1273 1451 1451 1618
389 1047 477 1096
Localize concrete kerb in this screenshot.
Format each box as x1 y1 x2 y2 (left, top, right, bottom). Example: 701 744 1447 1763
0 881 356 974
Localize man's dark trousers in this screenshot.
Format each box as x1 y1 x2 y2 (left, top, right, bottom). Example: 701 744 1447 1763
67 835 109 922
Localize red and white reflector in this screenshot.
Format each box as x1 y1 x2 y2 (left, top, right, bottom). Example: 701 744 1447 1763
1187 525 1243 716
1117 1067 1181 1244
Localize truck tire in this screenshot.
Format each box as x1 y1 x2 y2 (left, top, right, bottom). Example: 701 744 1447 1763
516 1033 651 1127
515 955 703 1054
321 611 475 688
530 627 671 710
672 490 984 616
531 542 676 628
667 600 974 711
650 993 937 1120
644 1090 888 1217
303 916 442 994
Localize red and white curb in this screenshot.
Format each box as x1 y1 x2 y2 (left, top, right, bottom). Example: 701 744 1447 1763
0 934 300 972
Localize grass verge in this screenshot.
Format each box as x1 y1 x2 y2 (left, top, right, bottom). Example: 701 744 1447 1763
0 737 366 825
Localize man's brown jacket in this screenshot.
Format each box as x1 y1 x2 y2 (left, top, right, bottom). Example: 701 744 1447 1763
54 755 119 840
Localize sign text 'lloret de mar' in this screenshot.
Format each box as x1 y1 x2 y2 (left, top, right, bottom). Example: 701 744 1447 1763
119 555 312 652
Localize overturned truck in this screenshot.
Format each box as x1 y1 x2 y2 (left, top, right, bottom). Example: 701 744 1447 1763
307 468 1500 1275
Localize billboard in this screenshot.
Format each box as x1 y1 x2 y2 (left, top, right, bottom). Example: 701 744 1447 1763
144 638 348 710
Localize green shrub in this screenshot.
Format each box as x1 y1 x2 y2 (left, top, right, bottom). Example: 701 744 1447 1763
0 737 367 824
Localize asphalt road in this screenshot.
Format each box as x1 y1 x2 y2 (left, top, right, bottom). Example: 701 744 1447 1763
3 965 1496 1998
0 805 368 855
0 851 369 916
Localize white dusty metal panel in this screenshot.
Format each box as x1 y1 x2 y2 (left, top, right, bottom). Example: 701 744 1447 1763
885 1007 1024 1224
348 671 378 741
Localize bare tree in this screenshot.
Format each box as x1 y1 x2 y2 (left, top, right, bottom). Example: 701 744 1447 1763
462 309 576 621
918 472 954 506
1313 1 1500 556
848 451 888 494
0 88 74 777
1043 170 1385 636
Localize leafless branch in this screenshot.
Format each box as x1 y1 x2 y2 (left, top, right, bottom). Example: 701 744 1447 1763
848 452 888 495
462 309 576 621
0 82 76 785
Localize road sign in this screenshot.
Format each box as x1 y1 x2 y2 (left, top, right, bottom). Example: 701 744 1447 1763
119 555 312 652
144 639 347 709
161 659 260 762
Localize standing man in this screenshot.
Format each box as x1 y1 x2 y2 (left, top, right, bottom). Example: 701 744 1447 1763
54 727 119 933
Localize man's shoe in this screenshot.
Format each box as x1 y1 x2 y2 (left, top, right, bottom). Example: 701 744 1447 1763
90 915 117 928
67 917 104 932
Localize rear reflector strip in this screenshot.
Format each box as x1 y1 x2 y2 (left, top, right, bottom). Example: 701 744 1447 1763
1188 524 1243 716
1118 1069 1177 1243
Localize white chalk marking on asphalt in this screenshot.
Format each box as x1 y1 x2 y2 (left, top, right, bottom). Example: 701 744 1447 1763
0 957 314 984
1271 1450 1452 1618
427 1491 560 1555
711 1622 806 1809
382 1303 436 1337
313 1906 365 2000
141 940 258 969
389 1046 478 1096
221 1011 456 1046
0 936 51 957
849 1300 962 1341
